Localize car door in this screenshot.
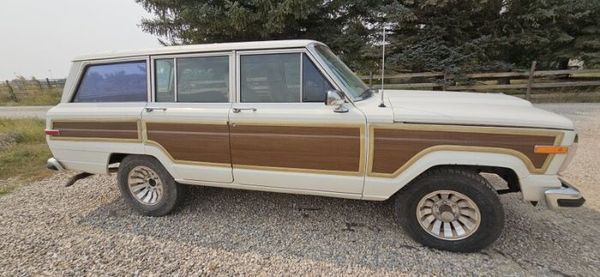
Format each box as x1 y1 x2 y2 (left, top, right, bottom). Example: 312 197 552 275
142 52 234 183
229 49 366 195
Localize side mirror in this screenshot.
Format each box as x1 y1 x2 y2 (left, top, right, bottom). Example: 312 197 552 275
325 90 348 113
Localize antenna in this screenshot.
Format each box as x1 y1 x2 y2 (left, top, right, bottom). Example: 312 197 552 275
379 26 387 108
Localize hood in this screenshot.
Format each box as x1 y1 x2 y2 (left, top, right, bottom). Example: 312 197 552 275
386 90 574 130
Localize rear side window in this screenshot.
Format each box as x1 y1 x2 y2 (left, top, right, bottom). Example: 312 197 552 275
73 61 147 102
155 56 229 103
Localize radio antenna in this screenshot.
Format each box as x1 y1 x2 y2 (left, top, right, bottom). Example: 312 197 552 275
379 26 387 108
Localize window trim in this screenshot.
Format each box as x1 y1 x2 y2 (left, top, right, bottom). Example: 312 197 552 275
70 56 150 103
235 48 339 103
150 51 234 103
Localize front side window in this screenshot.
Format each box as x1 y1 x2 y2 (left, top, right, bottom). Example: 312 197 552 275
240 53 334 103
312 45 370 101
154 56 229 103
74 61 147 102
240 53 300 103
302 54 334 102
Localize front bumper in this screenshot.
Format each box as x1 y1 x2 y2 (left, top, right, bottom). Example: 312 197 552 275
544 178 585 209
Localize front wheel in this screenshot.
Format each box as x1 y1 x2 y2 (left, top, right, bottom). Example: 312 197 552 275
394 167 505 252
117 155 180 216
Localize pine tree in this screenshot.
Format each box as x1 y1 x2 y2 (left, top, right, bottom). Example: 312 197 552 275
136 0 379 70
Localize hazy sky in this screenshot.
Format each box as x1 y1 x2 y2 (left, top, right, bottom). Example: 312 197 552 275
0 0 159 80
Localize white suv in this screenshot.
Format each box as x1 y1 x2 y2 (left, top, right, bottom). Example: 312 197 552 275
46 40 584 252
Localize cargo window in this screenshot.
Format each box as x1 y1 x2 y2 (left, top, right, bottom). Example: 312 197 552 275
239 53 333 103
73 61 147 102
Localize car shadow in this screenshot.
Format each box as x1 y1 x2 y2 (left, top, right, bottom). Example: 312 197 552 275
78 184 600 274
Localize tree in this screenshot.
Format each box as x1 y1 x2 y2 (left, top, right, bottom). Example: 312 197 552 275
137 0 600 73
136 0 380 71
383 0 600 72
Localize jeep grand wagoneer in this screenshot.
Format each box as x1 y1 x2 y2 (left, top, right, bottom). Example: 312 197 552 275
46 40 584 252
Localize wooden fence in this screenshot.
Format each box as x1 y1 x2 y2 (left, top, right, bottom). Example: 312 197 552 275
0 78 65 101
362 63 600 100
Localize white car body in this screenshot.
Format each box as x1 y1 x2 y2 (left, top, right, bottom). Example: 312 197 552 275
46 40 582 209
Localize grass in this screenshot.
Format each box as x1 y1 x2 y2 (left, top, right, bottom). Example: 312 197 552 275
0 118 53 195
0 87 62 106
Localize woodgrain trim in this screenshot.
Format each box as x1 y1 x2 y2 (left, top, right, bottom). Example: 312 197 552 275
143 121 231 167
368 124 564 178
230 123 365 176
49 120 141 142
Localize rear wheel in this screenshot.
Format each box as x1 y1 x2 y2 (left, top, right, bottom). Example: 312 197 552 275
394 167 504 252
117 155 179 216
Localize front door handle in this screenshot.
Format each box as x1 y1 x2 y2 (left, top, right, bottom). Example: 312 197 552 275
232 107 257 113
145 107 167 112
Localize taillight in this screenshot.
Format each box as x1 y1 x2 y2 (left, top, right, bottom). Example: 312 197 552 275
45 129 60 136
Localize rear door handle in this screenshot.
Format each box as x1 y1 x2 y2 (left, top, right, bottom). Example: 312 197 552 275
145 107 167 112
232 107 257 113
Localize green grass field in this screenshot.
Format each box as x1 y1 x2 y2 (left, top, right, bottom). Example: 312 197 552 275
0 118 53 195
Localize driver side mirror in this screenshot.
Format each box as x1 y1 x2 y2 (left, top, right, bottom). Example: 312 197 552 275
325 90 348 113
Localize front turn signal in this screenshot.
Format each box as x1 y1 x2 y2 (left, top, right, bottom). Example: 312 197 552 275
534 145 568 154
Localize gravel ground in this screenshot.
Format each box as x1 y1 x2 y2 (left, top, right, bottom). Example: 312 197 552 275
0 103 599 276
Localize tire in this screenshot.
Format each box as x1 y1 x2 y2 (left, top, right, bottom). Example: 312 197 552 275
117 155 180 216
394 167 504 252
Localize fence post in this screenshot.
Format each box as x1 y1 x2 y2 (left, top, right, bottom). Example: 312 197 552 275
526 61 537 101
46 78 52 88
369 71 373 88
5 80 18 102
442 70 448 91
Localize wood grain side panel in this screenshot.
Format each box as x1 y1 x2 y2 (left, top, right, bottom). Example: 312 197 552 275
146 123 231 164
230 125 361 172
372 128 557 174
52 121 139 139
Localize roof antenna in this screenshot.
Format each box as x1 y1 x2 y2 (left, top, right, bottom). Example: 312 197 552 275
379 25 387 108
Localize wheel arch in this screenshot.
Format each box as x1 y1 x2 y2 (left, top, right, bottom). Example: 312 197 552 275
363 150 531 200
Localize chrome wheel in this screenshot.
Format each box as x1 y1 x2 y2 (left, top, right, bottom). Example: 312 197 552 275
416 190 481 241
127 166 164 206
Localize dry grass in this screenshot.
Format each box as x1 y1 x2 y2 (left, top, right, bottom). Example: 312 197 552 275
0 87 62 106
0 118 52 195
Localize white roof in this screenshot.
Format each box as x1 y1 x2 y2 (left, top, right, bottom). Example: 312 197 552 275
73 39 322 61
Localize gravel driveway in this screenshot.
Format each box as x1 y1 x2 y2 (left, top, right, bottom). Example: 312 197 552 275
1 103 599 275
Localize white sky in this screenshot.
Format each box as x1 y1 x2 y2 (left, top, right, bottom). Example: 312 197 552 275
0 0 159 80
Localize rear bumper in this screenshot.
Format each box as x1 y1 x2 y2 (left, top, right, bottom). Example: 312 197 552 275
47 157 65 171
544 178 585 209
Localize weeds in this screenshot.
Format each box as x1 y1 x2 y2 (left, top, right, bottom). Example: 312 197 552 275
0 118 52 194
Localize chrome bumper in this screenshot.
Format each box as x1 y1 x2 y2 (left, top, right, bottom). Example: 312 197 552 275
545 178 585 209
47 157 65 171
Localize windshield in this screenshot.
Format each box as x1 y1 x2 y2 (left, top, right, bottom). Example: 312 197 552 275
312 45 371 101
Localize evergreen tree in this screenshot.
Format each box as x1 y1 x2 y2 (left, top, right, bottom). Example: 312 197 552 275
137 0 600 72
136 0 379 70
